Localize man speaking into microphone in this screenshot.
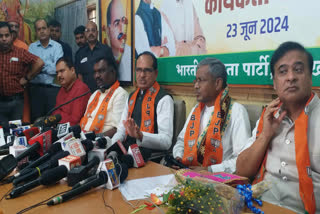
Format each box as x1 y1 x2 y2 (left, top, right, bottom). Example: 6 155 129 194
52 57 91 125
80 56 128 137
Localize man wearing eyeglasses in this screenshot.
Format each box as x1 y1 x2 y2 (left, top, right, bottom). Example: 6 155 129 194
80 56 128 137
111 51 174 155
75 21 113 92
172 57 251 173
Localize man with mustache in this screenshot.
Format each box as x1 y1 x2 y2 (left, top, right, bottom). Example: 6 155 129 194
28 19 63 122
236 42 320 213
52 57 91 126
106 0 131 82
75 21 113 92
172 57 251 172
80 56 128 137
111 51 174 155
0 21 44 132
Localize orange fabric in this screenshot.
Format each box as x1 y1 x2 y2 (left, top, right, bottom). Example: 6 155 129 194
182 91 224 167
13 39 28 50
80 81 120 133
127 82 160 133
253 94 315 214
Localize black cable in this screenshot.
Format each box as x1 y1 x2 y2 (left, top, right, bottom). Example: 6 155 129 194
16 189 70 214
101 173 115 214
0 186 13 202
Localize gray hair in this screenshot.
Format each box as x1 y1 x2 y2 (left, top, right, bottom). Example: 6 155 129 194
197 57 227 88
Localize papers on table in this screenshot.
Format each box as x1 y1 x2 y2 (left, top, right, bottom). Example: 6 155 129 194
119 174 176 201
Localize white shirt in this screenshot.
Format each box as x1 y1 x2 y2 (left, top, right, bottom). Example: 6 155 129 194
111 94 174 151
135 3 176 57
82 86 128 133
173 102 251 173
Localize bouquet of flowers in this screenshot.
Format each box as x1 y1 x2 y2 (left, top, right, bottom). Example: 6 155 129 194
132 173 245 214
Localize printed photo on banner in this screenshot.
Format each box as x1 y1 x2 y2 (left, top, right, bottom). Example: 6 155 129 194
99 0 133 84
134 0 320 87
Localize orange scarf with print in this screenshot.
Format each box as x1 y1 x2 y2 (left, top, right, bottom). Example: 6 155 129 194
253 93 315 214
182 88 232 167
80 81 120 133
127 82 160 133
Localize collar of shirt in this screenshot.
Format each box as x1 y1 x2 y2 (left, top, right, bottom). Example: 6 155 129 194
35 38 54 48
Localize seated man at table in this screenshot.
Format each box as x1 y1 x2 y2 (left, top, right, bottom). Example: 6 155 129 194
111 51 174 153
172 57 251 173
236 41 320 213
52 57 91 126
80 56 128 137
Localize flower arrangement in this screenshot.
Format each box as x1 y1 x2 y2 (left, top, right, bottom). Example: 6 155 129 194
132 174 244 214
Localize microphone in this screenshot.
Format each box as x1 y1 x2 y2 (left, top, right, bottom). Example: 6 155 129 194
47 171 108 206
46 90 91 116
12 151 69 186
33 114 62 128
28 130 53 156
120 154 134 168
9 165 68 198
115 163 128 183
164 155 188 169
66 156 100 186
69 125 81 139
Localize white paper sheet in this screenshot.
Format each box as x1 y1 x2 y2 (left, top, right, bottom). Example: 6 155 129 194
119 174 176 201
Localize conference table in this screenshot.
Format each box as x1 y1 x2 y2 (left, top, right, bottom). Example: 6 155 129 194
0 162 295 214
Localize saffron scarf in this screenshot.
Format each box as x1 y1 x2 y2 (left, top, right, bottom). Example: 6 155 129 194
127 81 160 133
253 93 315 214
182 87 233 167
80 81 120 133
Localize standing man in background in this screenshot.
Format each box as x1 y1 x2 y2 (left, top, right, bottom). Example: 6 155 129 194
49 19 73 62
28 19 63 122
0 22 44 131
7 17 31 123
75 21 113 92
73 25 86 65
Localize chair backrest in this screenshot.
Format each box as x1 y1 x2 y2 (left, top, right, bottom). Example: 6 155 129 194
242 103 264 131
172 99 186 149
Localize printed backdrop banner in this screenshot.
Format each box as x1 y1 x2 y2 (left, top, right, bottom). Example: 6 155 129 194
134 0 320 86
99 0 133 83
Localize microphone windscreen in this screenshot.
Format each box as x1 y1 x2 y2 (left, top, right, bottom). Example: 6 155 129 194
96 137 107 149
40 165 68 185
120 154 134 168
115 163 128 183
68 125 81 138
47 143 62 155
81 140 93 152
139 147 151 162
49 151 70 167
9 124 18 129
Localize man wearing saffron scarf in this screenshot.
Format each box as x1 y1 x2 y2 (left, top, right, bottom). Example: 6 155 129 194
111 51 174 153
173 58 251 173
236 42 320 214
80 56 128 137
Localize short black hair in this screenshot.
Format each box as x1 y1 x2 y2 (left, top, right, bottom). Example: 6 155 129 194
106 1 113 26
74 25 85 35
94 56 118 77
136 51 157 70
48 19 61 28
56 56 74 69
197 57 228 89
0 21 12 33
270 41 313 77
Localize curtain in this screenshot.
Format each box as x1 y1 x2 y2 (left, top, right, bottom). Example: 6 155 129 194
55 0 88 59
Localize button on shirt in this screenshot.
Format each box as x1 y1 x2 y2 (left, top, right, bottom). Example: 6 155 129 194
75 42 113 92
0 46 39 96
29 39 63 86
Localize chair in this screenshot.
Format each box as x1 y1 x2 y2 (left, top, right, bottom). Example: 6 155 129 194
149 99 186 162
242 103 264 131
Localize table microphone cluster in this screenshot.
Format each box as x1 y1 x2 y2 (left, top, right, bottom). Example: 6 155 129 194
0 116 152 207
